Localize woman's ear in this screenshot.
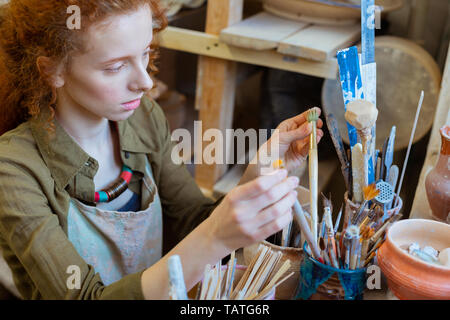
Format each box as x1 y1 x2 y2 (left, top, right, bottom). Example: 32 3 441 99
36 56 65 88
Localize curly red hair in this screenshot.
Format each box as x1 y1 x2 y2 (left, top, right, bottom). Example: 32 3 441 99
0 0 167 136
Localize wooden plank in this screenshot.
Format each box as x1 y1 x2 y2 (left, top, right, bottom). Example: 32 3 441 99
193 0 243 191
410 46 450 219
158 26 339 79
219 12 309 50
277 23 360 61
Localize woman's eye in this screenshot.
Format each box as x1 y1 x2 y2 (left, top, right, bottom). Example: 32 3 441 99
105 64 125 73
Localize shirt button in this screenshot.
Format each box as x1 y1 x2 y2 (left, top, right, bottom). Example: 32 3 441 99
125 152 130 159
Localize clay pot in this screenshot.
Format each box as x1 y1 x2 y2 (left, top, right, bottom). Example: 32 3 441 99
377 219 450 300
243 185 310 299
243 240 302 300
425 125 450 223
189 265 275 300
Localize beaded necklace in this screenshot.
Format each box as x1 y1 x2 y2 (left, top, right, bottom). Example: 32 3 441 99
94 165 133 202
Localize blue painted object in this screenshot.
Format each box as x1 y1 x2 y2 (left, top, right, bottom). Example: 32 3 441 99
361 0 375 65
295 242 367 300
361 0 377 184
337 46 364 148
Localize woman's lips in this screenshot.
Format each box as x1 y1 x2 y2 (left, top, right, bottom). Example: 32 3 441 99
122 98 141 111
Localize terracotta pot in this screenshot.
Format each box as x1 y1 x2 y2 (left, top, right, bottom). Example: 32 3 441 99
243 240 302 300
189 265 275 300
425 125 450 224
243 185 309 299
377 219 450 300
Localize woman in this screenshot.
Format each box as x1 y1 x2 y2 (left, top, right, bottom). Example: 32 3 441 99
0 0 323 299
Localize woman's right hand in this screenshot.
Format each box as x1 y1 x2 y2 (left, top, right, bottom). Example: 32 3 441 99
204 169 299 253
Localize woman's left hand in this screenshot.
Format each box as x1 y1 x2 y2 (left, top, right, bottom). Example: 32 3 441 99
270 107 324 171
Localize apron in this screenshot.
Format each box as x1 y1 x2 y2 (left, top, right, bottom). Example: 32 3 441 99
67 157 163 285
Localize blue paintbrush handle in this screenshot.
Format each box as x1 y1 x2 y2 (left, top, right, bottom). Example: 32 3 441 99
384 126 396 180
337 46 364 148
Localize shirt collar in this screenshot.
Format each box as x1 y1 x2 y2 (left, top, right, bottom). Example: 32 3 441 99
30 101 155 191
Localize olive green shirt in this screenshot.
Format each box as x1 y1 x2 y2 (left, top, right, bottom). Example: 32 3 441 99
0 96 222 299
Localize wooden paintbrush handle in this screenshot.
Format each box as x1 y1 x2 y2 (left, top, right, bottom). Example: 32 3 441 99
309 148 318 244
293 200 321 259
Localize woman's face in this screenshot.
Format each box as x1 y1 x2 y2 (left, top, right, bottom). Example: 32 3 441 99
57 5 154 122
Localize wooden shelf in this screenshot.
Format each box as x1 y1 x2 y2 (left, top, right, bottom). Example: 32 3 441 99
158 26 339 80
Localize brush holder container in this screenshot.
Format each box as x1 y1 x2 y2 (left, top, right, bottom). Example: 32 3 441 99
190 265 276 300
295 242 367 300
344 191 403 225
243 185 310 300
243 240 303 300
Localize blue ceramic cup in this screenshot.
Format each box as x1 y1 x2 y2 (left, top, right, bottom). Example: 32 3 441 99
295 242 367 300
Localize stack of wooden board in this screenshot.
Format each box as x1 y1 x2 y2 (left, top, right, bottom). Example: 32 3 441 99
219 11 361 62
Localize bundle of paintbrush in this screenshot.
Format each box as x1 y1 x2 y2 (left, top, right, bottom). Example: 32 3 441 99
329 92 425 221
194 246 294 300
312 187 403 270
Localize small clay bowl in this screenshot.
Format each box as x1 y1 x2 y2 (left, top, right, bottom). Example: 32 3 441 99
377 219 450 299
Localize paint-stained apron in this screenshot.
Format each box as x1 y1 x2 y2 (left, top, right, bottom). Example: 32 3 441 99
67 157 162 285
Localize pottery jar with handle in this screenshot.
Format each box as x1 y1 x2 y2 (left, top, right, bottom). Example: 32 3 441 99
425 124 450 224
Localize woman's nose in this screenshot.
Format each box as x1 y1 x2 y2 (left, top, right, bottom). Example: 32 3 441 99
129 64 153 93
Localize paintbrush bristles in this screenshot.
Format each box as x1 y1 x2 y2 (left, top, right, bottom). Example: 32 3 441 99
307 108 319 123
273 158 284 169
363 183 380 201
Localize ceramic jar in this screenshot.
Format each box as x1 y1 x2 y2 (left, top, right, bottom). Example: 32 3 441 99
425 125 450 223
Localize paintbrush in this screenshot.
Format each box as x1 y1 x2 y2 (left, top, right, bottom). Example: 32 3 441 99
334 204 343 234
393 91 424 209
319 237 331 266
322 194 339 268
351 143 367 203
307 108 319 245
293 200 323 262
352 183 379 225
343 228 354 269
271 159 286 246
358 203 376 229
375 154 381 181
347 225 360 270
319 221 331 265
168 255 188 300
387 165 399 210
383 126 396 181
324 112 351 191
